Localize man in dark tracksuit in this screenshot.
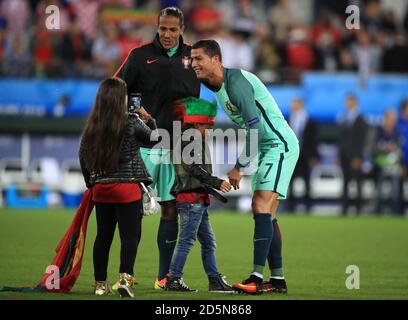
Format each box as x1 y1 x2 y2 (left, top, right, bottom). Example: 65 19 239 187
114 7 200 288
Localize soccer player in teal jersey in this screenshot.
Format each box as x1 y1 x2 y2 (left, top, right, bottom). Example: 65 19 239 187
191 40 300 294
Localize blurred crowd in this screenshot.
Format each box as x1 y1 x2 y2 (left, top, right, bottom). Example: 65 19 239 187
1 0 408 83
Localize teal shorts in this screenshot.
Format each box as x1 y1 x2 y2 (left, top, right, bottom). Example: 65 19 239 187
140 147 175 202
252 144 300 200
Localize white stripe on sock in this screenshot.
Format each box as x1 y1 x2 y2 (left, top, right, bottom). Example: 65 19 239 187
251 272 263 279
270 276 285 280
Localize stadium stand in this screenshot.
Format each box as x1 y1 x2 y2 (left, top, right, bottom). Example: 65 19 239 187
0 0 407 213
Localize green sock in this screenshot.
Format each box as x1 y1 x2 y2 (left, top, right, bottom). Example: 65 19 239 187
252 214 273 276
268 218 284 279
157 218 178 280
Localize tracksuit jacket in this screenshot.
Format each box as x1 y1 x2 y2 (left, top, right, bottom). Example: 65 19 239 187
114 34 201 148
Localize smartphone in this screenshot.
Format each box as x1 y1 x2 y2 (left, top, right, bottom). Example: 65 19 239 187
129 93 142 112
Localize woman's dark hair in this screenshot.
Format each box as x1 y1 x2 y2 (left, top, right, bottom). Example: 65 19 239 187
158 6 184 26
192 39 222 62
81 77 128 174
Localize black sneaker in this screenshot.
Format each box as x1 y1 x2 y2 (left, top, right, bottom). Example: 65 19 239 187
208 273 235 293
263 278 288 293
165 277 198 292
233 274 264 295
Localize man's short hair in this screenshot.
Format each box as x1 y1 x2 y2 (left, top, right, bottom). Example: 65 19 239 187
192 39 222 62
158 7 184 26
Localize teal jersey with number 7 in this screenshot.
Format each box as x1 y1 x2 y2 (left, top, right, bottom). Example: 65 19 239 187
206 68 299 197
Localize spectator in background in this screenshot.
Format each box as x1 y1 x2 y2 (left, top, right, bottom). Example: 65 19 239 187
34 0 72 77
34 27 57 77
382 9 398 34
2 34 32 77
255 35 282 83
337 95 369 215
287 98 319 213
0 5 7 33
267 0 294 44
382 32 408 73
91 24 121 78
0 26 5 64
351 30 382 86
0 0 405 82
117 22 143 63
312 11 342 72
72 0 101 41
398 99 408 214
338 48 357 71
59 18 91 77
227 28 255 71
373 109 402 214
213 25 235 67
187 0 222 38
1 0 30 35
314 29 339 72
0 3 8 67
285 27 315 82
361 0 384 34
311 11 342 47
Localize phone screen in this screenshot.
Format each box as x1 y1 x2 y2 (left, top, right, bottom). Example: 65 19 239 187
130 94 141 111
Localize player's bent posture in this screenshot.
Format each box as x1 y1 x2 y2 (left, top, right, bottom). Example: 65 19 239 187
191 40 299 294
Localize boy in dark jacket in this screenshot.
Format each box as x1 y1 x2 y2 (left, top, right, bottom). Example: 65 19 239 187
165 97 235 293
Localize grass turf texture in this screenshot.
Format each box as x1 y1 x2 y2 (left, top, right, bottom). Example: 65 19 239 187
0 208 407 300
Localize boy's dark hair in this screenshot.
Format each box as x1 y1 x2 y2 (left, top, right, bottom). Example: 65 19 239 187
192 39 222 62
158 7 184 26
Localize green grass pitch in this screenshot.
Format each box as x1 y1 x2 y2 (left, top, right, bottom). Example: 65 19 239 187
0 208 407 300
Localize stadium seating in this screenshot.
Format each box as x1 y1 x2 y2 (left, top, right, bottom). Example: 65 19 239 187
60 159 86 207
309 164 343 199
28 158 61 191
0 158 27 187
